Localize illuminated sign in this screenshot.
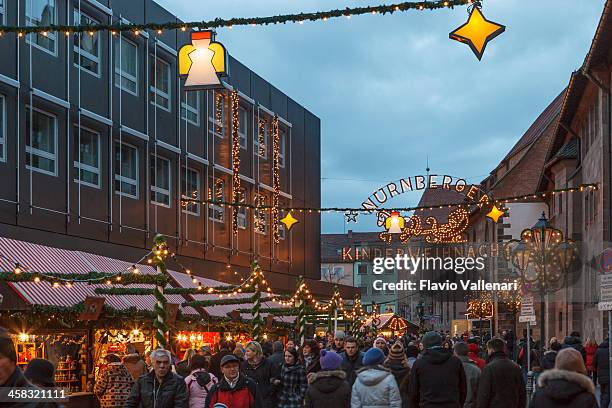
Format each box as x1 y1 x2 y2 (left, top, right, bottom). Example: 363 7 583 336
179 31 228 89
361 174 491 244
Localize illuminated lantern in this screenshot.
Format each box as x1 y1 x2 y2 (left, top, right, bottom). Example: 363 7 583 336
385 211 405 234
179 31 228 89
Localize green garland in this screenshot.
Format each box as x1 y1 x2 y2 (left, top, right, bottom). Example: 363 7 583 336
0 271 168 286
182 297 264 308
94 286 253 296
151 236 169 349
0 1 470 34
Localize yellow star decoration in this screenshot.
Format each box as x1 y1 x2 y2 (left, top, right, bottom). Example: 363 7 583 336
449 6 505 60
280 212 299 231
486 205 505 223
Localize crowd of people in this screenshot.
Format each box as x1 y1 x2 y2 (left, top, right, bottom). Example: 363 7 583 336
0 326 606 408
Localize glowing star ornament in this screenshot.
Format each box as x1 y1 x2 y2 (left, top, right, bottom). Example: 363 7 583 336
385 211 405 234
179 31 228 89
486 204 505 223
280 212 299 231
449 4 505 60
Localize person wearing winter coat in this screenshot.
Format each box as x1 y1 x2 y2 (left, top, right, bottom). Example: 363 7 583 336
339 336 364 386
405 344 419 369
125 349 188 408
273 347 307 408
467 341 485 371
304 349 350 408
476 338 525 408
94 354 134 408
409 331 466 408
176 348 196 379
268 341 285 371
561 331 587 363
205 355 263 408
593 339 610 408
351 347 401 408
585 337 598 383
300 339 321 376
241 341 279 408
184 355 218 408
529 348 598 408
210 339 233 379
123 353 148 382
453 342 480 408
383 341 411 408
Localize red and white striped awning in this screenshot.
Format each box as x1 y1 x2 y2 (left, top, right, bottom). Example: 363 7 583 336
0 237 196 315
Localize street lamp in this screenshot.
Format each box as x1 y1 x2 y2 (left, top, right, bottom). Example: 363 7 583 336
505 212 576 354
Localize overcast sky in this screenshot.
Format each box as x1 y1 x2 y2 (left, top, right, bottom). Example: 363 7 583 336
158 0 605 234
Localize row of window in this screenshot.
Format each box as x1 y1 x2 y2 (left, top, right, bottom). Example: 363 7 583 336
16 1 288 165
1 104 286 237
359 285 395 296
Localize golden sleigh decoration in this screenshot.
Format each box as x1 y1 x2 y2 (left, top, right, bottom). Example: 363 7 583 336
379 207 469 244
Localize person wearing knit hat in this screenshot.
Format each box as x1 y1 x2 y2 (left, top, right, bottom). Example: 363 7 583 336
384 342 410 407
351 346 401 408
319 349 343 371
331 330 346 354
305 351 351 408
374 337 388 356
409 332 467 408
531 347 598 407
476 338 524 408
362 347 385 366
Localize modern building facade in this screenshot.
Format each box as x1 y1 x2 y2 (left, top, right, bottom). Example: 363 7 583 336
0 0 328 294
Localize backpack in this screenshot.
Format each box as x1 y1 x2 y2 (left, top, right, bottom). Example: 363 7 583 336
194 371 212 390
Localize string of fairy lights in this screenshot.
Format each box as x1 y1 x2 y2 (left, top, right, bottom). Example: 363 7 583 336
0 0 474 36
231 90 242 237
272 115 281 244
181 183 599 215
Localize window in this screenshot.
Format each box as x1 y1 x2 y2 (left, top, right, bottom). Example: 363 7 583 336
360 285 368 296
151 155 171 207
0 0 5 24
25 108 57 176
371 286 381 295
357 264 368 275
238 107 247 149
279 224 286 240
237 188 247 229
73 127 100 188
150 57 171 111
254 193 267 235
181 91 200 126
0 95 4 162
321 267 330 279
114 142 138 198
26 0 57 55
255 120 268 158
73 10 100 76
114 37 138 95
208 93 225 138
279 131 286 168
208 178 225 223
181 167 200 215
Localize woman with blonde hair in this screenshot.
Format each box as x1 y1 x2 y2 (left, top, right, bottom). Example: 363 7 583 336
176 348 196 378
241 341 278 407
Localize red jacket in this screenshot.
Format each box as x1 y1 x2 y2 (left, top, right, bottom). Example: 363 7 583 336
205 374 262 408
468 343 485 370
586 343 598 371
